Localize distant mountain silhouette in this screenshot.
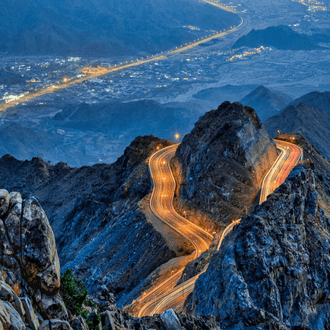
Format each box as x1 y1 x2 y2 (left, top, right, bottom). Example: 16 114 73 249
233 25 321 50
265 103 330 160
0 0 239 56
290 91 330 112
239 85 292 121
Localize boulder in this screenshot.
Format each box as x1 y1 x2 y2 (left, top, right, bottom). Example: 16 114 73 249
20 297 39 330
39 320 50 330
0 190 9 218
20 197 60 294
0 300 10 330
12 295 24 318
4 193 22 250
3 301 25 330
49 319 72 330
37 294 68 320
160 309 182 330
70 315 89 330
0 281 14 301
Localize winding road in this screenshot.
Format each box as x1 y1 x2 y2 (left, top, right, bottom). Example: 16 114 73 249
137 139 303 316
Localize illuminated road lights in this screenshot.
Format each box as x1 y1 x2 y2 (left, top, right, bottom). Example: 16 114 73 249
63 78 68 83
175 133 180 140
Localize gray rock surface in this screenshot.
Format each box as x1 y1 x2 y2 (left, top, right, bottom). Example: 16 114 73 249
160 309 181 330
172 101 278 232
20 297 40 330
3 302 25 330
0 300 10 330
0 190 69 329
21 197 60 294
189 164 330 329
0 190 10 218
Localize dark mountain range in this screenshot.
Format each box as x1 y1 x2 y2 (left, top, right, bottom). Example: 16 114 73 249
290 91 330 111
0 98 206 167
188 135 330 329
264 103 330 160
171 101 278 232
192 84 258 108
233 25 321 50
0 0 239 56
239 85 292 121
0 123 62 161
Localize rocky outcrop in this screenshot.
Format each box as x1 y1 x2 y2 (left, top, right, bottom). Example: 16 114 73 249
0 191 70 329
0 136 178 307
189 164 330 329
172 101 278 232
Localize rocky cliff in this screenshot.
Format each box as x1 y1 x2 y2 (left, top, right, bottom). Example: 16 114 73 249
189 158 330 329
0 190 72 329
0 135 179 307
0 190 218 330
172 101 278 232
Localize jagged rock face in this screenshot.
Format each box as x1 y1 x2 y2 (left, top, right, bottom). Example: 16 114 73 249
190 165 330 329
0 135 175 305
0 191 68 326
172 101 278 231
0 193 60 295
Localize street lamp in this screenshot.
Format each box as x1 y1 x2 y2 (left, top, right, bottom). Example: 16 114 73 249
175 133 180 140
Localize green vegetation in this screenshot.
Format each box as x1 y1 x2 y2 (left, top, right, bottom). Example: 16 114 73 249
60 269 101 330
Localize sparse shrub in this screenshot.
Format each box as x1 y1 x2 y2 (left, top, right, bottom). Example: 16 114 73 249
60 268 88 316
60 269 102 330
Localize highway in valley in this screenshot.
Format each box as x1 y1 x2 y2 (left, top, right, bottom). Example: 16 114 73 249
137 138 303 316
0 1 244 113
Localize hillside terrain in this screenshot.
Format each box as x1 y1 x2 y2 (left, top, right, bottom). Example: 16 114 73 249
0 99 207 167
0 136 180 307
239 86 292 121
265 103 330 160
188 134 330 329
171 101 278 232
0 0 239 56
290 91 330 111
233 25 322 50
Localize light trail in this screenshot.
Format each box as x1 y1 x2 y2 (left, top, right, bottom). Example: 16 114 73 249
137 139 303 317
0 3 244 113
136 144 213 317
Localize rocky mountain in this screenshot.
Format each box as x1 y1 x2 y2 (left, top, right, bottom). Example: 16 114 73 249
290 91 330 111
188 134 330 329
264 103 330 160
171 101 278 232
233 25 321 50
0 0 238 56
0 136 180 308
239 85 292 121
0 189 222 330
